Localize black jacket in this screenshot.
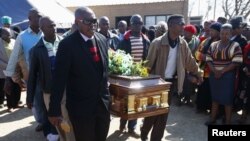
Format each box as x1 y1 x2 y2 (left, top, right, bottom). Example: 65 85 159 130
48 31 110 118
27 36 62 104
232 34 247 49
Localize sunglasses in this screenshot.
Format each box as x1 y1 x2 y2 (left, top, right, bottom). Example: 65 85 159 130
79 19 97 25
172 21 185 26
131 21 143 26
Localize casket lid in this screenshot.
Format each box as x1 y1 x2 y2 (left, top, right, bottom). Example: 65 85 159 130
109 74 170 89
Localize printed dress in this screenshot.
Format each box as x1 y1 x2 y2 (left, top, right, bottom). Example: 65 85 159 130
206 41 242 105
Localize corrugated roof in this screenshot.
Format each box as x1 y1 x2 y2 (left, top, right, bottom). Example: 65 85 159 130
58 0 184 7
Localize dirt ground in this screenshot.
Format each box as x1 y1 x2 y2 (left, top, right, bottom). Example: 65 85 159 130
0 92 249 141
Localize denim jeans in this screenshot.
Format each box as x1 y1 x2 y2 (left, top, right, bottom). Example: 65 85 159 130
32 81 47 124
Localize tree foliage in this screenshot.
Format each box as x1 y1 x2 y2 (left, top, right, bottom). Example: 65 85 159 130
222 0 250 19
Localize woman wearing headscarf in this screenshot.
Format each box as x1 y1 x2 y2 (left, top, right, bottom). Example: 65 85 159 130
195 22 221 113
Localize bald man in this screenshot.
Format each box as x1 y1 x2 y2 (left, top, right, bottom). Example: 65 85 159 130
98 16 120 50
48 7 111 141
117 20 127 41
27 16 63 141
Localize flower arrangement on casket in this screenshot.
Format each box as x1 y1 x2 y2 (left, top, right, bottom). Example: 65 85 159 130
108 49 149 77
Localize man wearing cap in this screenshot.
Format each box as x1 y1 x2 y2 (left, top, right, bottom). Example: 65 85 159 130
230 16 247 48
217 17 227 24
230 16 248 118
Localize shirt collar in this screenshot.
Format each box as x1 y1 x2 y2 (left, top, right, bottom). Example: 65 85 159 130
80 32 94 42
42 36 60 47
27 27 42 35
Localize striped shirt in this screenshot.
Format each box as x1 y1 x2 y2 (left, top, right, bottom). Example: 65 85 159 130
130 36 143 62
206 40 243 70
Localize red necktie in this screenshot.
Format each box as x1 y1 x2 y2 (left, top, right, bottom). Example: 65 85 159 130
87 39 100 62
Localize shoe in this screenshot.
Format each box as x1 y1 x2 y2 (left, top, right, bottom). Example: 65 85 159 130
128 130 140 138
35 124 43 132
196 109 205 114
46 133 59 141
186 101 194 107
176 98 182 106
119 127 126 133
205 120 216 126
7 108 13 112
14 105 24 109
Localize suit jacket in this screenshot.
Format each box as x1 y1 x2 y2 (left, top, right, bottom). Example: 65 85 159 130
48 31 110 118
0 39 9 78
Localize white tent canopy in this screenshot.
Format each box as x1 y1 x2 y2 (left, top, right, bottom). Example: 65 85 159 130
0 0 74 29
28 0 74 28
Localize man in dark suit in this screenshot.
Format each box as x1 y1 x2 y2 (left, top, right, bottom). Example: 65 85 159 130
48 7 111 141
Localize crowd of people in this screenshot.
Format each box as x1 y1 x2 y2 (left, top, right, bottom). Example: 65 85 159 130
0 5 250 141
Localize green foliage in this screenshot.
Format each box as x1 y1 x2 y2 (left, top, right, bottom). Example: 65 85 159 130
108 49 149 77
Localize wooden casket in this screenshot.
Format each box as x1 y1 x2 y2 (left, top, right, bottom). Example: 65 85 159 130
109 74 171 120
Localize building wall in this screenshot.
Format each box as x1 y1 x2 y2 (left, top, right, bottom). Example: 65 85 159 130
68 1 188 28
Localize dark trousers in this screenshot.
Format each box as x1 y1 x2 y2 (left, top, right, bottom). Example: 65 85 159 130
43 117 58 137
69 102 110 141
141 113 168 141
0 79 5 104
32 81 47 124
182 74 196 102
140 79 175 141
196 78 211 111
120 119 137 131
6 79 21 108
